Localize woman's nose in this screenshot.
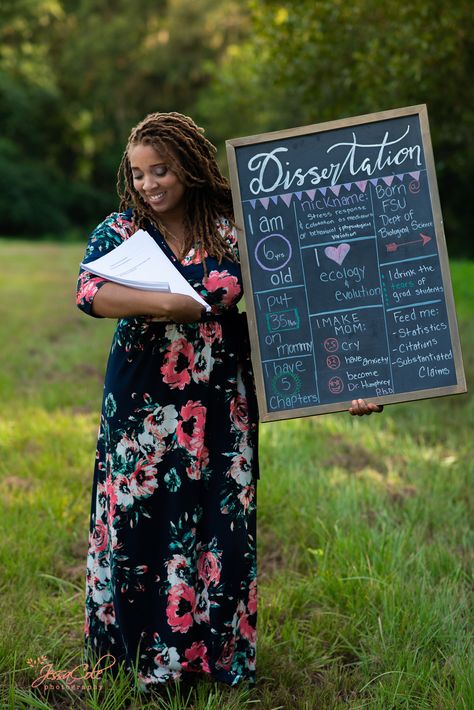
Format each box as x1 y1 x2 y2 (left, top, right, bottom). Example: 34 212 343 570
143 173 159 191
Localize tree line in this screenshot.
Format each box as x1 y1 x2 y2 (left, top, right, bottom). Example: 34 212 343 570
1 0 473 255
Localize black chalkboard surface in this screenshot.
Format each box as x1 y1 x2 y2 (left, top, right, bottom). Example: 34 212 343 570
226 105 466 421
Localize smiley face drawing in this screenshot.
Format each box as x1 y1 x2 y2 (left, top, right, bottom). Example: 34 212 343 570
326 355 341 370
324 337 339 353
328 376 344 395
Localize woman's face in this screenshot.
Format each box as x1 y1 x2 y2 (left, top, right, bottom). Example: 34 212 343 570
128 142 186 220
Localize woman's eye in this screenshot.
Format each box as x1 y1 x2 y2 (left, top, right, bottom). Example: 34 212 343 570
132 174 143 181
154 167 167 177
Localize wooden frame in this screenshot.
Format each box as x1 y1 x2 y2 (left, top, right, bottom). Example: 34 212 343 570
226 105 467 422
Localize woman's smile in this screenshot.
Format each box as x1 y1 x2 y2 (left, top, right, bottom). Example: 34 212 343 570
146 190 166 204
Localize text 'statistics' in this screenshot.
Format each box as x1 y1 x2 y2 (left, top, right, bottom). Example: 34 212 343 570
227 106 466 421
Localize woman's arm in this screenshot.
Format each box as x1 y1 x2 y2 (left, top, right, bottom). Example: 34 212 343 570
90 282 204 323
76 212 203 323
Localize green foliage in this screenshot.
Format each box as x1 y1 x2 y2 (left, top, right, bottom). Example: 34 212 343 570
0 0 247 238
1 1 474 255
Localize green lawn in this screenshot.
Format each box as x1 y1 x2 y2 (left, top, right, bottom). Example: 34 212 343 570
0 240 472 709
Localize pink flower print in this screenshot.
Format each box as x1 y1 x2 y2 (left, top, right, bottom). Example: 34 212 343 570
104 473 118 525
248 578 257 615
230 393 249 432
165 554 189 586
194 586 210 624
203 270 241 306
143 404 178 440
137 430 166 465
151 645 181 679
182 641 210 673
199 321 222 345
116 433 139 465
182 246 208 265
91 562 111 605
161 338 195 390
91 520 108 554
111 215 137 240
109 524 119 551
129 460 158 499
176 401 206 457
216 637 236 671
191 348 213 384
229 445 253 486
166 583 196 633
239 611 256 643
114 474 134 509
238 485 255 511
197 550 222 588
186 457 201 481
97 602 116 627
186 443 209 480
77 275 105 305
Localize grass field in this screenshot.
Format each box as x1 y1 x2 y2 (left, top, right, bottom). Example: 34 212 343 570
0 241 472 709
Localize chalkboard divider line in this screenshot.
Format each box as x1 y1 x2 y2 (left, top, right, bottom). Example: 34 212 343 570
379 253 438 268
300 235 375 249
262 354 314 363
385 299 442 313
255 284 305 295
293 200 320 403
368 181 396 393
310 304 383 317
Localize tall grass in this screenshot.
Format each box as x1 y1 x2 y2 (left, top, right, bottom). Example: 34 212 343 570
0 241 472 709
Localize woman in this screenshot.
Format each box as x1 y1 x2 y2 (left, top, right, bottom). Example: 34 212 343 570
76 111 382 691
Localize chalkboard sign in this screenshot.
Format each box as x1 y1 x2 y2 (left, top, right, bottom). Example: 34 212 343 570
226 105 466 422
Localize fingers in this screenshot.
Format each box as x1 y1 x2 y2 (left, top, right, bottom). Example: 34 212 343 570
349 399 384 416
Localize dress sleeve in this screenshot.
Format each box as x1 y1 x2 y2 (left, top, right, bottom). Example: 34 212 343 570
76 212 133 318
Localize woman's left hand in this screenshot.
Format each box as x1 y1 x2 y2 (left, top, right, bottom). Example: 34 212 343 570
348 399 384 416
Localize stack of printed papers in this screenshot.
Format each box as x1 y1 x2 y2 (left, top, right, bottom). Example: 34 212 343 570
81 229 210 311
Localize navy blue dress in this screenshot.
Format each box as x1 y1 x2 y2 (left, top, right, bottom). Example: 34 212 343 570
76 210 259 688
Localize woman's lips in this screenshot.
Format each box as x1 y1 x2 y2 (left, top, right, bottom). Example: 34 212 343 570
146 191 166 203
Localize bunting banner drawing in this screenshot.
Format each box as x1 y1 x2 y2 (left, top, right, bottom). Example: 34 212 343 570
245 169 430 208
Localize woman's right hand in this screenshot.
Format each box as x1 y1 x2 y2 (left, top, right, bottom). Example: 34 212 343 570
151 293 206 323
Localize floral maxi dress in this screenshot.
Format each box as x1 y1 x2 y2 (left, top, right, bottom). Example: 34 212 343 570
76 210 259 688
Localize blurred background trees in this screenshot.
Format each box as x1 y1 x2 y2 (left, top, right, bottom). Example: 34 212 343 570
1 0 473 255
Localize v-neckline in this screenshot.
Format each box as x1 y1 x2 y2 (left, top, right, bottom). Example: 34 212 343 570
143 218 187 271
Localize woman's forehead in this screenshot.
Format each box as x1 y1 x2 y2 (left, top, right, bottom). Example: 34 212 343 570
128 141 181 169
128 142 167 165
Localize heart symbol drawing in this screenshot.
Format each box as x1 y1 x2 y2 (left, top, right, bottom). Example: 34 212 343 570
324 243 350 265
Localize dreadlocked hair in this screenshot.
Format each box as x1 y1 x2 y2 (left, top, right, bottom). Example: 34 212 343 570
116 112 237 270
